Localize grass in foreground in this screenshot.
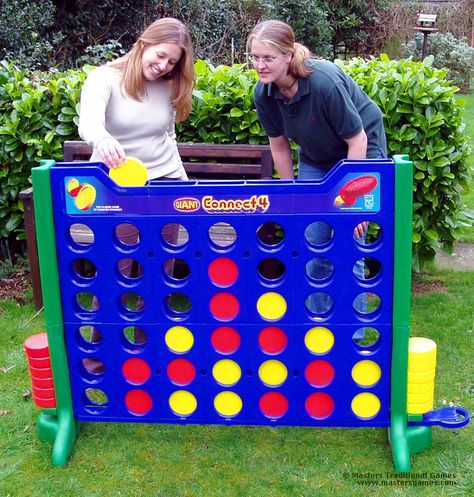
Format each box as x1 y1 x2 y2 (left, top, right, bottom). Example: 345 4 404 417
1 269 473 497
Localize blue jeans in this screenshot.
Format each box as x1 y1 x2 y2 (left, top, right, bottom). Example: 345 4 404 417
299 162 366 332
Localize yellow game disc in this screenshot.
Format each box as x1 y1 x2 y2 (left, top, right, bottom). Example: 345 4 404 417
75 184 97 211
109 156 148 186
409 337 437 359
407 380 435 395
165 326 194 353
258 360 288 387
214 391 243 417
351 393 381 419
407 400 434 415
407 391 434 405
169 390 197 416
212 359 242 386
256 292 287 321
304 327 335 354
407 369 436 383
351 360 382 387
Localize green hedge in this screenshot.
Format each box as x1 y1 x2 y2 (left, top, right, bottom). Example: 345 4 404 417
337 55 472 269
0 57 472 269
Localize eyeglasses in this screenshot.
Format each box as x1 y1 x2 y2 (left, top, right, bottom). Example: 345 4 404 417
247 54 280 65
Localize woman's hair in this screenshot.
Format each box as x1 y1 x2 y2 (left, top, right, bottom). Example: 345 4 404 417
247 20 314 79
110 17 195 122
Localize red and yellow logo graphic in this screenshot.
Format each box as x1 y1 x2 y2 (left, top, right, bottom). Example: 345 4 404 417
67 178 97 211
334 175 377 207
174 197 200 212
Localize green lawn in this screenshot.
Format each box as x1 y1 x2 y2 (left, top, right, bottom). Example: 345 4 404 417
457 92 474 242
1 269 472 497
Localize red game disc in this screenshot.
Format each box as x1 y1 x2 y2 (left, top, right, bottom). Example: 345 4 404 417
167 358 196 385
208 257 239 287
305 392 335 419
304 360 335 387
209 292 240 321
125 389 153 415
259 392 289 419
122 358 151 384
211 326 241 354
258 326 288 355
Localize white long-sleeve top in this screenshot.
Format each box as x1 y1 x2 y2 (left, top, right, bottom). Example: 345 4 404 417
78 65 187 180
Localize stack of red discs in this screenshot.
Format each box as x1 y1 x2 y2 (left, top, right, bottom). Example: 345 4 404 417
24 333 56 408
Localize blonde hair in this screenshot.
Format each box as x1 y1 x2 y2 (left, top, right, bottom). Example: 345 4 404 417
110 17 195 122
247 20 314 79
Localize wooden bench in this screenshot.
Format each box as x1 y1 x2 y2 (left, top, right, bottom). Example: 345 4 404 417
22 141 273 309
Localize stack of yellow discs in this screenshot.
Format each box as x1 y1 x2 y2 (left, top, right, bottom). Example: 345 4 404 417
407 337 436 414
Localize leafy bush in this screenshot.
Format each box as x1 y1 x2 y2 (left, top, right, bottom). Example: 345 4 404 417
0 61 87 240
0 58 471 270
337 54 472 270
0 0 62 70
403 32 474 92
176 60 266 144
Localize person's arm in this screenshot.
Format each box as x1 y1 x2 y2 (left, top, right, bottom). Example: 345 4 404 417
269 136 294 179
78 68 126 169
344 129 368 159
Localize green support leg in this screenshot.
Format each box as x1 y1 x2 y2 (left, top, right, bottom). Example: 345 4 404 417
390 155 433 471
32 160 80 466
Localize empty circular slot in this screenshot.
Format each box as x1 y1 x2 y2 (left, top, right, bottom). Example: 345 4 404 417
75 292 98 312
305 257 334 282
77 325 102 349
81 357 105 378
208 222 237 249
121 326 148 352
72 258 97 279
163 258 190 282
304 221 334 248
257 258 285 283
83 388 108 414
117 258 143 280
353 292 381 315
162 223 188 248
165 292 192 317
353 257 381 281
352 327 381 353
305 292 333 317
120 292 144 312
69 223 94 247
256 222 285 248
115 223 140 247
354 222 382 246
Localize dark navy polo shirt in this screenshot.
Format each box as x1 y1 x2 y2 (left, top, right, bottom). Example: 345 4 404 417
253 60 387 169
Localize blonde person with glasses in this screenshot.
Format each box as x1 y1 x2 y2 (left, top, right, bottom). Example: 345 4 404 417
247 20 387 321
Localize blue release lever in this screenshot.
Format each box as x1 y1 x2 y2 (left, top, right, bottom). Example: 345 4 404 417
409 407 470 429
